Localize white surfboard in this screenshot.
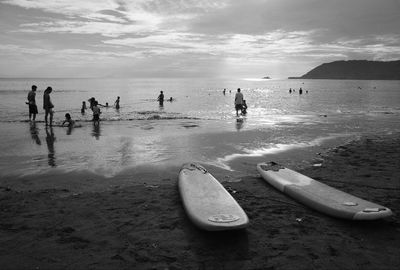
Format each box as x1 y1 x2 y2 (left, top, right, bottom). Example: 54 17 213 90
179 163 249 231
257 162 393 220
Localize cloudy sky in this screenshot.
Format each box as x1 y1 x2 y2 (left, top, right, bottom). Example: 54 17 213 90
0 0 399 78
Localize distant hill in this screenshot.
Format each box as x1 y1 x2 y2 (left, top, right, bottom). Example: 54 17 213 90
289 60 400 80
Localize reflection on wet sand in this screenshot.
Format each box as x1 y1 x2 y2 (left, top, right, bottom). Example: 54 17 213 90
45 126 56 167
117 137 133 166
66 125 73 135
92 122 101 140
29 122 41 145
235 117 245 131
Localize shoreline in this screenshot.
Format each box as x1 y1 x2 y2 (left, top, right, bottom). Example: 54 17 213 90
0 119 360 192
1 133 399 269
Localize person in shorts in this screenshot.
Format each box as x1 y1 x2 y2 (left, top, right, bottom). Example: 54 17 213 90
92 101 101 125
234 88 244 116
27 85 38 121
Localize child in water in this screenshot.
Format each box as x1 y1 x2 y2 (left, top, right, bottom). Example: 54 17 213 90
241 100 248 115
62 113 75 127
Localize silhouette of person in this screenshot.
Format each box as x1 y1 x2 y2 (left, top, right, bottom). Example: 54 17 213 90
157 91 164 106
92 101 101 126
88 97 96 110
234 88 244 117
43 87 54 126
81 101 87 114
27 85 38 121
114 96 120 109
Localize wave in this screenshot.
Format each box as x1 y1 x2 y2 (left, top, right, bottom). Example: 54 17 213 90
212 134 352 171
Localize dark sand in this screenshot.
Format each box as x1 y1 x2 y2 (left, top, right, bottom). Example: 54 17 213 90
1 133 399 270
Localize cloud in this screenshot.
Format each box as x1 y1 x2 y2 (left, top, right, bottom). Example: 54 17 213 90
18 20 157 37
2 0 227 34
1 0 399 78
3 0 120 17
3 0 162 36
102 28 400 61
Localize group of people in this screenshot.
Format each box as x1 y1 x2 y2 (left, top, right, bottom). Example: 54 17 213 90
26 85 121 127
289 87 308 94
222 88 232 95
27 85 248 128
26 85 54 126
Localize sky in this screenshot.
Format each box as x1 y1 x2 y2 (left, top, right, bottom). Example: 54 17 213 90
0 0 399 79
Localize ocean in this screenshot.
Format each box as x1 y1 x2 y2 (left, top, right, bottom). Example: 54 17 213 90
0 78 399 178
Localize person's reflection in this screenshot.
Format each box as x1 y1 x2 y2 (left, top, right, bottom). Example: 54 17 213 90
66 125 73 135
92 122 101 140
235 117 245 131
29 122 41 145
45 126 56 167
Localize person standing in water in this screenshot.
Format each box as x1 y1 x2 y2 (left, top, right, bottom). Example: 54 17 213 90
234 88 244 117
81 101 87 114
43 86 54 126
114 96 120 109
88 97 96 110
92 101 101 125
27 85 38 121
157 91 164 106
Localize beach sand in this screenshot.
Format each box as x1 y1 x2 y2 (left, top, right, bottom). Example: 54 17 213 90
0 133 399 270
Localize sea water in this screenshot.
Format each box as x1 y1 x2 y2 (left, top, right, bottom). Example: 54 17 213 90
0 78 399 177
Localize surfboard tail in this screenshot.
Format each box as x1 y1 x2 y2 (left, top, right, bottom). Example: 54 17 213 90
353 207 393 220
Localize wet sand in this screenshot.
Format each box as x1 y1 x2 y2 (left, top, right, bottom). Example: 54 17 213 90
0 133 399 270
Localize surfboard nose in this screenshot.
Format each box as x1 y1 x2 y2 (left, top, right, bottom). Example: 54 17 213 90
180 163 208 173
